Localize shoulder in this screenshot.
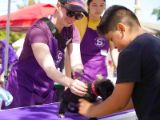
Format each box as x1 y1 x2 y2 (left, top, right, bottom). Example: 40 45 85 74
31 19 49 30
123 33 150 52
88 19 100 30
74 17 88 39
26 18 52 38
133 33 155 45
127 33 159 53
25 18 53 44
75 16 88 26
119 34 155 62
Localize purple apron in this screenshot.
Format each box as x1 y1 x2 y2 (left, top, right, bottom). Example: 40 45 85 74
4 20 73 109
80 27 109 82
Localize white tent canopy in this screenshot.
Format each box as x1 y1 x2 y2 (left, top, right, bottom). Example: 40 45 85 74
141 22 160 35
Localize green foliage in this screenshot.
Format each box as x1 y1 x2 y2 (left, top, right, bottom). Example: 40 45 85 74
152 7 160 20
0 0 38 44
17 0 37 9
0 30 25 43
28 0 36 5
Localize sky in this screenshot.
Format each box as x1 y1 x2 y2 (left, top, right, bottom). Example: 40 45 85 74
0 0 159 23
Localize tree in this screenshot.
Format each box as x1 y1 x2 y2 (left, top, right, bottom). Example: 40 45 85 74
152 7 160 20
0 30 25 43
0 0 38 43
17 0 37 9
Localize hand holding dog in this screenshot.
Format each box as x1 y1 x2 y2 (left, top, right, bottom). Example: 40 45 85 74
79 99 95 118
69 79 87 97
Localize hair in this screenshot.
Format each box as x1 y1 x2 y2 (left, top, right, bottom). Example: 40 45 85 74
58 0 66 4
97 5 141 35
87 0 106 6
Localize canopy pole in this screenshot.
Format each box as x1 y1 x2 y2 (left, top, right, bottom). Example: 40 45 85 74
4 0 11 87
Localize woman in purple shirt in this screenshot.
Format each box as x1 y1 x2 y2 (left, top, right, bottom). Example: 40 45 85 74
75 0 109 82
5 0 88 108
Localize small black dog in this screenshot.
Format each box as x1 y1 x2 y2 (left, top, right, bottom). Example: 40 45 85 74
58 78 114 120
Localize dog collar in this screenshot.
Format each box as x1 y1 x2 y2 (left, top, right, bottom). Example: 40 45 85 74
91 81 99 96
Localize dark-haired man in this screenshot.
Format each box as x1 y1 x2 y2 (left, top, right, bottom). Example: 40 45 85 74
79 5 160 120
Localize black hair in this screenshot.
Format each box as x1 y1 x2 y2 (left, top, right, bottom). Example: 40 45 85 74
97 5 141 35
58 0 66 4
87 0 106 6
58 0 84 5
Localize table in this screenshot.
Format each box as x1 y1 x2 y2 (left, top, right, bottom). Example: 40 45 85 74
0 102 137 120
100 109 137 120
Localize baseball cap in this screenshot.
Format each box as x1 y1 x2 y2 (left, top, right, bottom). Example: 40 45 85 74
58 0 88 16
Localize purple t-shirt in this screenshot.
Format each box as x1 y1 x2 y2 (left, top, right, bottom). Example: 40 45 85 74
5 18 81 108
20 19 80 60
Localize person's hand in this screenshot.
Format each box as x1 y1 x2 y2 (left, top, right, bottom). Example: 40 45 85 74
79 99 94 118
72 64 84 79
69 79 87 97
0 87 13 106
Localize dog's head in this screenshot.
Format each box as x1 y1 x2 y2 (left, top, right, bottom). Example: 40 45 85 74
87 79 114 100
59 78 114 118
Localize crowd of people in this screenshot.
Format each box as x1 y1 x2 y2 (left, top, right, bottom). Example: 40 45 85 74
0 0 160 120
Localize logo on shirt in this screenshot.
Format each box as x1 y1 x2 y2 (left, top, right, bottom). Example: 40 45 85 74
94 37 106 48
56 50 64 65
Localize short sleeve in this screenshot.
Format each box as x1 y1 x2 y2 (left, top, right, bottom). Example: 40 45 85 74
116 43 142 83
72 24 81 43
28 21 49 45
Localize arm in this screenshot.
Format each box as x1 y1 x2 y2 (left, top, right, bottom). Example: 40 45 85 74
71 25 84 75
65 25 84 78
31 43 87 96
69 43 83 72
64 45 72 78
65 43 84 78
79 82 134 118
122 98 134 111
32 43 71 87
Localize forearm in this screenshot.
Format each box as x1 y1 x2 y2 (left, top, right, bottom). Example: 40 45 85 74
64 49 72 78
89 84 134 117
70 43 83 68
45 66 72 87
67 43 83 76
45 66 87 97
65 61 72 78
89 95 124 117
32 43 73 87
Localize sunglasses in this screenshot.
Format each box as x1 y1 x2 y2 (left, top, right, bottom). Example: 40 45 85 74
66 10 84 20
